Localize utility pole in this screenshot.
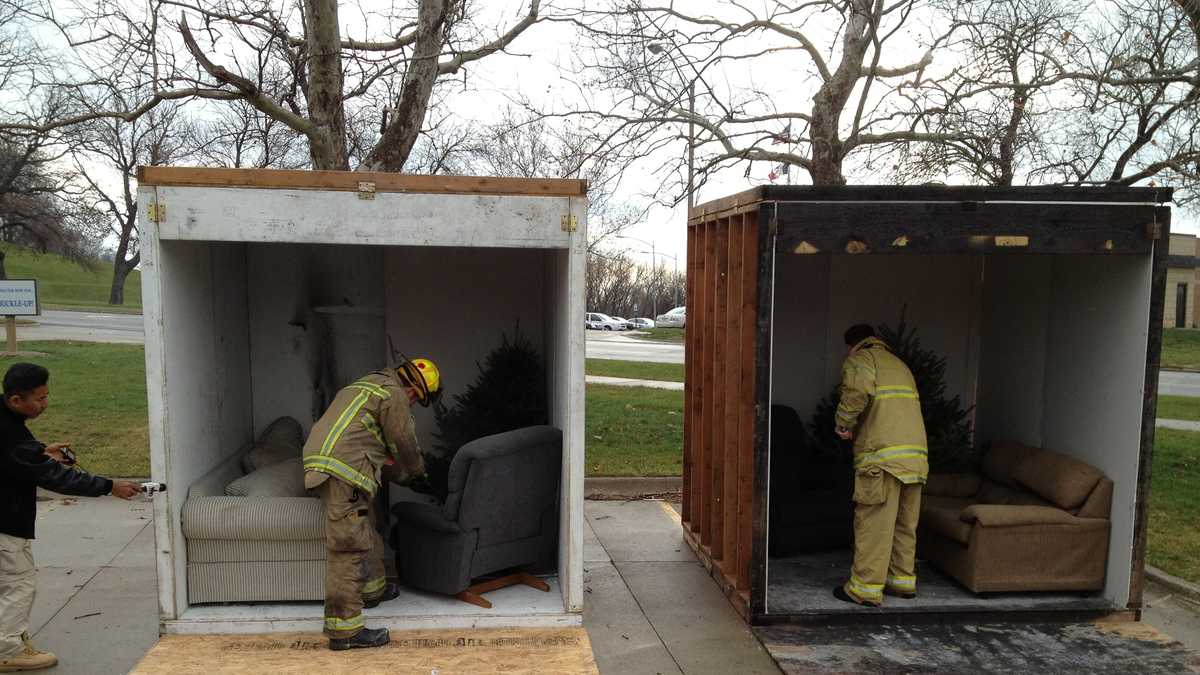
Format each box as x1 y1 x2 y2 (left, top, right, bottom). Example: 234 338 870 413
687 82 695 212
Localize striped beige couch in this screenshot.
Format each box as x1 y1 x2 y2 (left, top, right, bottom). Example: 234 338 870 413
181 447 326 603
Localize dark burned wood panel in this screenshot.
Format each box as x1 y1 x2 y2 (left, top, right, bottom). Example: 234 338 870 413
750 205 774 616
772 202 1159 255
689 186 1173 220
758 184 1172 204
1129 206 1173 610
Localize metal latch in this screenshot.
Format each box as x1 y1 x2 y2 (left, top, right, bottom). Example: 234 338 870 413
146 202 165 223
357 181 376 200
561 214 578 232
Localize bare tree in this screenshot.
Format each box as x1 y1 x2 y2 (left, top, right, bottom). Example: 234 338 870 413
586 249 684 318
460 109 643 250
194 99 309 170
556 0 950 198
888 0 1199 200
4 0 546 173
69 104 195 304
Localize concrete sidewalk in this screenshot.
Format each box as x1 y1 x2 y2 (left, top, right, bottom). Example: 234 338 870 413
23 491 1200 674
23 493 772 674
586 375 684 391
26 492 159 675
1157 418 1200 431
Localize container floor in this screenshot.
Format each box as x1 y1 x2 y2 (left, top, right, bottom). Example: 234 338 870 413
166 576 576 634
767 550 1113 616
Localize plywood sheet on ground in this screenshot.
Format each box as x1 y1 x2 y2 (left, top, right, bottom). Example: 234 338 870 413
132 628 597 674
755 621 1200 674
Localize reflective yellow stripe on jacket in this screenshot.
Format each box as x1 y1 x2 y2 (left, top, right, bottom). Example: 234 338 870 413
854 444 928 468
303 455 378 495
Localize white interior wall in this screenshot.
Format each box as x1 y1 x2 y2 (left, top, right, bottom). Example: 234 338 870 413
384 246 547 452
1041 255 1153 607
246 244 385 436
770 254 981 423
150 240 252 618
974 256 1053 446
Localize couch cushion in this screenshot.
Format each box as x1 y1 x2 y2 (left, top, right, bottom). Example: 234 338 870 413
226 458 306 498
975 480 1053 508
981 440 1041 488
1009 448 1104 511
242 416 304 473
919 496 973 545
924 473 982 499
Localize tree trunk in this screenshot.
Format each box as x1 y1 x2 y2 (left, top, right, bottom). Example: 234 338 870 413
358 0 450 172
303 0 350 170
0 250 7 280
807 0 875 186
108 220 138 305
996 89 1028 187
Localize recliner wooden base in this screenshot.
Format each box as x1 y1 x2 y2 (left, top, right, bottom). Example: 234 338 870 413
455 572 551 609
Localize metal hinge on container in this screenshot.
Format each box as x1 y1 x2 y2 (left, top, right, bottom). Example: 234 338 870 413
561 214 578 233
357 181 376 200
1146 221 1162 240
146 202 165 223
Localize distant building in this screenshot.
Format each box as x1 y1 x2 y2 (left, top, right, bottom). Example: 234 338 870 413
1166 233 1198 328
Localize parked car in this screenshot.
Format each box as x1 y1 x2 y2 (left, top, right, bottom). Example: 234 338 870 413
610 316 634 330
628 318 656 329
585 312 625 331
655 306 686 328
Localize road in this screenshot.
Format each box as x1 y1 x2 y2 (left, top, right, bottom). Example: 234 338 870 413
13 313 1200 399
585 330 684 363
1160 371 1200 398
17 309 145 344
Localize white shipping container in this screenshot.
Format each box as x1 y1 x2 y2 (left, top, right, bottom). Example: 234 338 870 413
138 167 586 634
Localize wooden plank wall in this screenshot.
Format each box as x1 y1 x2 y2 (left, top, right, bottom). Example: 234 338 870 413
682 210 759 617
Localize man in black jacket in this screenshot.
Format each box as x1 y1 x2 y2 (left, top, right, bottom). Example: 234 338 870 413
0 363 140 672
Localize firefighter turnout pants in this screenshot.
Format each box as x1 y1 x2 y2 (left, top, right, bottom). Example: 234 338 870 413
844 466 922 605
0 533 35 659
318 477 389 639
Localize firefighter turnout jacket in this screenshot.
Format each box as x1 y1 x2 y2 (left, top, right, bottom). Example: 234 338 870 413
303 369 425 495
836 337 929 485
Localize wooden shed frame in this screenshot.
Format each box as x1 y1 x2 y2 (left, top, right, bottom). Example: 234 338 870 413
682 185 1173 624
137 167 588 633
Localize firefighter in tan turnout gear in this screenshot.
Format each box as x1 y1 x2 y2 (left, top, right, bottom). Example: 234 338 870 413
832 324 928 607
302 355 440 651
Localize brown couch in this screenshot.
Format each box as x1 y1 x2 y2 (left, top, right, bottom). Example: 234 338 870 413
918 440 1113 593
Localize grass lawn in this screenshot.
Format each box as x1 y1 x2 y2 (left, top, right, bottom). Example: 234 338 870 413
7 341 149 478
1158 395 1200 422
0 243 142 312
1162 328 1200 370
1147 429 1200 583
586 358 685 383
630 327 685 343
586 384 682 476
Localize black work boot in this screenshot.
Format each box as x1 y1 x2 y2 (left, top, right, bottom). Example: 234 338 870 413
363 582 401 609
328 627 390 651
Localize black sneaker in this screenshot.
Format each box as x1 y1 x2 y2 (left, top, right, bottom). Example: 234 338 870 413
363 582 400 609
328 627 390 651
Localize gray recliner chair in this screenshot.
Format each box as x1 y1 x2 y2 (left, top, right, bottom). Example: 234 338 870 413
390 425 561 601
